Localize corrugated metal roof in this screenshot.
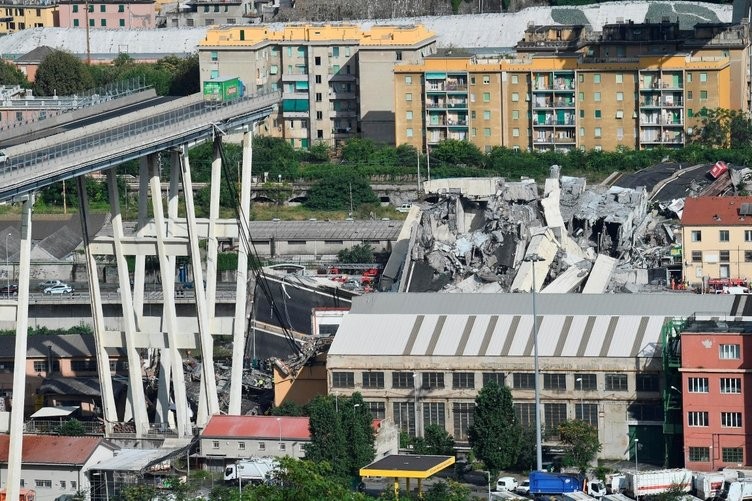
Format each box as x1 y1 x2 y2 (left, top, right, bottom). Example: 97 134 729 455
201 415 311 441
90 446 188 472
0 434 104 465
329 293 746 358
30 406 78 418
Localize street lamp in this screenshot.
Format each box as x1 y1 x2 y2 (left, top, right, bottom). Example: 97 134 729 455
523 253 546 472
481 470 491 501
575 377 584 422
277 417 282 450
634 438 640 501
5 233 10 296
412 372 421 438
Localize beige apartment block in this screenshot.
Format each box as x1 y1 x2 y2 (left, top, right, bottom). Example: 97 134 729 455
198 24 436 149
681 196 752 287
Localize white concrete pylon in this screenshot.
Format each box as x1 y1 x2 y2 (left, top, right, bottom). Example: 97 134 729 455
107 168 150 437
132 157 149 328
76 177 118 432
6 194 33 501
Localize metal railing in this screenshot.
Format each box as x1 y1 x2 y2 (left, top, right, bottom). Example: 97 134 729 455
25 419 104 435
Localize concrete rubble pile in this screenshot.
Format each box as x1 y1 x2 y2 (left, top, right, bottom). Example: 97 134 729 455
405 166 673 293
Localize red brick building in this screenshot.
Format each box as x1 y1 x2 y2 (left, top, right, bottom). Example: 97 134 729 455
681 319 752 471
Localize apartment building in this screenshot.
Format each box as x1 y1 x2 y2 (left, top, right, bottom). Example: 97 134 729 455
395 21 747 152
57 0 156 29
0 2 58 34
680 319 752 471
198 24 437 148
680 196 752 288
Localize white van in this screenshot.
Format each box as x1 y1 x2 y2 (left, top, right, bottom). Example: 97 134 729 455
497 477 519 491
395 203 413 213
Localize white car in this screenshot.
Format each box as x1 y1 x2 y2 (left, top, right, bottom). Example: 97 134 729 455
497 477 519 492
39 279 65 290
516 480 531 495
44 284 73 295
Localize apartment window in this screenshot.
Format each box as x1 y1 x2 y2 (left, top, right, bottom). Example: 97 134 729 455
746 251 752 263
511 92 519 102
34 480 52 488
60 481 66 489
594 127 602 138
483 372 505 387
689 447 710 462
594 92 601 102
483 75 490 84
580 127 585 137
212 440 220 449
73 4 78 12
512 128 520 137
405 93 412 102
395 51 402 61
332 371 354 388
543 373 566 390
394 401 416 436
471 128 477 137
470 76 476 85
345 47 350 57
0 362 14 372
392 372 413 388
593 73 601 84
89 19 94 26
687 90 693 100
691 230 702 242
579 92 585 102
314 74 321 83
720 378 741 394
513 373 535 389
482 92 490 103
72 359 98 372
515 402 535 428
316 111 323 120
544 403 567 438
576 403 598 427
453 402 474 441
636 373 659 392
315 93 322 102
483 110 491 120
100 4 105 11
688 377 709 393
73 19 79 26
424 402 445 427
118 4 124 12
594 110 602 119
720 344 740 360
453 372 475 389
279 443 286 451
366 401 386 419
700 90 708 100
362 371 384 389
406 111 413 120
615 73 623 84
422 372 444 389
574 373 596 390
258 442 265 451
484 128 491 137
511 75 519 84
238 442 245 450
406 128 413 138
628 403 663 421
615 91 624 102
723 448 744 463
688 411 709 427
687 72 693 83
119 19 125 26
33 361 47 372
579 74 584 83
700 72 707 83
314 56 321 66
720 230 730 242
722 412 742 427
721 250 730 262
692 251 703 263
512 110 519 120
605 373 627 391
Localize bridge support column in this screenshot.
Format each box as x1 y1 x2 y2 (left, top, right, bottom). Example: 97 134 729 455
149 153 191 437
133 157 149 328
107 168 149 437
76 177 118 432
229 128 253 415
179 148 219 426
6 194 33 501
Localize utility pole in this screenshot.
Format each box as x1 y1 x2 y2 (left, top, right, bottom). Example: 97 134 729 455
85 0 91 64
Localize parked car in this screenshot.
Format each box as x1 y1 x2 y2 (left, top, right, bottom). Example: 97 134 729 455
395 203 413 213
0 284 18 295
39 279 65 290
497 477 519 492
516 480 531 495
44 284 73 295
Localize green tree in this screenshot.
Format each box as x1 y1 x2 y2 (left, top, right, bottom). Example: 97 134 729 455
337 243 374 264
304 141 331 162
304 395 349 478
33 50 94 96
424 480 472 501
468 380 520 472
430 139 484 167
0 60 28 87
422 424 455 455
691 108 752 149
342 138 376 163
558 420 601 473
57 418 86 436
341 392 376 477
305 172 378 211
515 426 537 471
271 400 307 416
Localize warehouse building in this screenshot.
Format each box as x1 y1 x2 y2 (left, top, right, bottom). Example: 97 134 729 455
326 293 752 462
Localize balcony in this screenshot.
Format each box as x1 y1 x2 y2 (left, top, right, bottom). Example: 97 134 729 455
533 118 576 126
446 101 468 109
426 101 446 109
281 73 308 82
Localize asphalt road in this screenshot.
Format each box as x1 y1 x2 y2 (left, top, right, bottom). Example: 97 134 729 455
614 162 713 202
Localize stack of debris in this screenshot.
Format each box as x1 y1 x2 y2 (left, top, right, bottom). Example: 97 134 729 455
404 167 669 294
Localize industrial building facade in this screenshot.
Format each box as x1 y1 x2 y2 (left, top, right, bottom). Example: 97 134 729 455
394 22 748 152
327 293 752 462
198 24 437 148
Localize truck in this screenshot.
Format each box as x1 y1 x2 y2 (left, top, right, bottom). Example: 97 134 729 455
203 77 245 104
606 474 627 494
529 471 583 497
0 489 36 501
224 457 278 486
722 479 752 501
625 469 692 498
693 472 726 500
